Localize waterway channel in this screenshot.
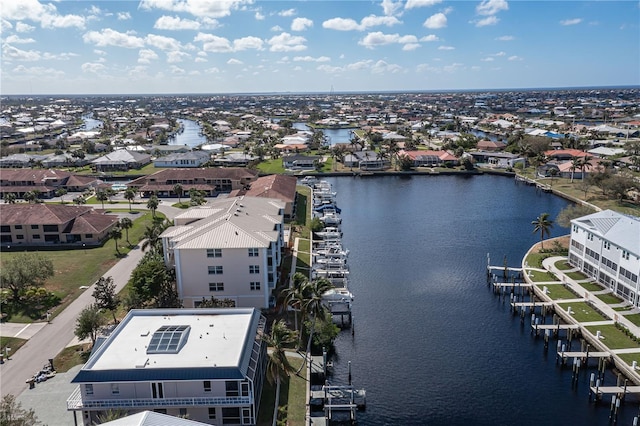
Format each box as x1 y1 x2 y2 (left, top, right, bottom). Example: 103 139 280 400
319 174 638 425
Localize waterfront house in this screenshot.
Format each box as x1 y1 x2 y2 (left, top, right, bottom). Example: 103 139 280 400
160 196 285 309
400 150 459 167
282 154 321 170
0 204 119 246
212 152 257 167
67 308 267 426
127 168 258 198
0 169 101 198
91 150 151 172
153 151 211 168
568 210 640 307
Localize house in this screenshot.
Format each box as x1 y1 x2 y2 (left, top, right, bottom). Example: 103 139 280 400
236 174 297 219
99 411 210 426
128 168 258 198
282 154 321 170
91 150 151 171
0 153 49 168
212 152 257 167
543 149 590 162
67 308 267 426
400 150 459 167
0 204 119 246
0 169 102 198
153 151 211 168
469 151 525 168
342 151 389 170
476 140 507 152
568 210 640 306
161 196 285 309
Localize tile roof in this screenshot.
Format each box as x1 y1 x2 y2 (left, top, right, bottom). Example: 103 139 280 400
244 174 297 202
0 204 119 232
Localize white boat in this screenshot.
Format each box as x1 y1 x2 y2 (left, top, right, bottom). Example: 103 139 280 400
319 211 342 226
322 287 354 303
315 228 342 240
315 246 349 259
300 176 319 186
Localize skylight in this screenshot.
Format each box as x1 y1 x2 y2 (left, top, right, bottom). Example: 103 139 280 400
147 325 190 354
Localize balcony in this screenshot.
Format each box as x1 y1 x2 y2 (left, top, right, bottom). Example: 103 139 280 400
67 386 252 411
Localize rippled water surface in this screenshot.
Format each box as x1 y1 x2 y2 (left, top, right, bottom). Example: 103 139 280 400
320 175 638 426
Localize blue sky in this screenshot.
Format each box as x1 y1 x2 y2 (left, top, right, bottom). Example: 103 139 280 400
1 0 638 95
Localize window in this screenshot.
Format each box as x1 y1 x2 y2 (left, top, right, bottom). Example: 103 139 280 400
587 233 593 241
85 234 93 239
208 407 217 420
147 325 190 354
222 407 240 425
32 234 41 239
14 225 22 230
0 225 9 233
43 225 58 232
603 241 611 250
250 282 261 291
248 248 259 257
151 382 164 399
16 235 23 240
241 381 250 397
179 408 188 417
207 248 222 258
209 282 224 292
249 265 260 274
623 251 630 260
111 384 119 395
225 381 239 397
31 225 39 229
203 380 212 392
208 265 223 275
84 384 93 395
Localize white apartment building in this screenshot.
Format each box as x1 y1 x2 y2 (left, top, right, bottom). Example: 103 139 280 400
568 210 640 305
67 308 267 426
161 196 285 309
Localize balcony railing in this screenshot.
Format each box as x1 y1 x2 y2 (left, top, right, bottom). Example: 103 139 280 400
67 386 252 410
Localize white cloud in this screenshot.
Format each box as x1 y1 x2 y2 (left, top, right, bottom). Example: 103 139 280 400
227 58 243 65
381 0 403 16
169 65 185 74
560 18 582 26
278 9 296 17
12 65 64 78
323 15 401 31
117 12 131 20
508 55 523 61
291 17 313 31
233 36 264 51
476 0 509 16
2 44 40 61
2 0 86 29
293 56 330 62
139 0 250 18
268 32 307 52
154 15 202 30
15 22 35 33
496 35 514 41
438 45 455 50
494 51 506 56
402 43 421 51
423 13 447 29
194 33 233 52
255 12 265 20
347 60 373 71
475 16 499 27
94 49 106 56
420 34 440 42
83 29 145 49
5 35 35 44
358 31 418 49
145 34 182 51
205 67 220 74
481 57 494 62
167 51 190 63
371 60 402 74
195 57 207 63
138 49 159 64
271 25 283 32
81 62 106 73
405 0 442 9
1 20 13 32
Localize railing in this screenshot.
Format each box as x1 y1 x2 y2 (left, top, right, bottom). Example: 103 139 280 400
67 386 252 410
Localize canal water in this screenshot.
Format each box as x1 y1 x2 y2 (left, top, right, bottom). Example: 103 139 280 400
321 174 638 426
169 119 206 147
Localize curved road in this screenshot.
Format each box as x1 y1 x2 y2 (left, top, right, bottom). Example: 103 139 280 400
0 203 181 398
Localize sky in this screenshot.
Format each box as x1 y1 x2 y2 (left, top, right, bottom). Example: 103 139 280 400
1 0 639 96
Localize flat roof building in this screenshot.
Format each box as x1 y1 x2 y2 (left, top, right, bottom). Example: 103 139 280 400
67 308 267 426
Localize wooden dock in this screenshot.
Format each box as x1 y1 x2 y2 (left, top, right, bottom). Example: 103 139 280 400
531 324 580 331
493 282 532 288
557 351 610 361
589 385 640 398
511 301 553 308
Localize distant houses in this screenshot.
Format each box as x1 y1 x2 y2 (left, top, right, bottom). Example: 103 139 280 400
153 151 211 168
0 169 102 198
91 149 151 172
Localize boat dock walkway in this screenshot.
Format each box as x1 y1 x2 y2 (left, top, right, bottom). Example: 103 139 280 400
589 385 640 398
531 323 580 331
557 351 611 361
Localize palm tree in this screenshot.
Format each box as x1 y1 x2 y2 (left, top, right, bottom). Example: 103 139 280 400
280 273 308 334
146 194 159 218
55 188 67 204
141 220 171 254
173 183 183 205
124 188 137 211
109 225 123 255
264 319 297 426
302 278 334 355
569 157 581 183
531 213 554 250
3 192 17 204
23 191 37 204
119 217 133 246
96 189 108 209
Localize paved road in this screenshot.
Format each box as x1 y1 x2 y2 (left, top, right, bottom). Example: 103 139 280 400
0 203 181 398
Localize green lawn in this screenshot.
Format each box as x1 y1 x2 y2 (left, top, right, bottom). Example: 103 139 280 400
537 284 577 300
53 344 91 372
297 239 311 254
577 281 604 292
554 260 574 271
566 270 589 281
585 324 640 350
525 252 549 269
616 353 640 368
257 159 286 174
557 301 609 323
0 336 27 359
257 355 305 426
527 270 558 282
595 293 624 305
623 314 640 328
0 211 161 322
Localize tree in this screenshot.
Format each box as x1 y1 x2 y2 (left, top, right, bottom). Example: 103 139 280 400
96 189 108 210
173 183 183 205
146 194 159 217
124 188 137 211
109 225 123 255
0 394 41 425
569 157 581 183
119 217 133 246
556 204 596 228
92 276 120 324
3 192 17 204
301 278 334 355
23 191 37 204
74 304 106 347
280 273 308 333
55 188 68 204
531 213 554 250
0 253 54 304
264 320 297 426
73 195 86 205
141 220 171 254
